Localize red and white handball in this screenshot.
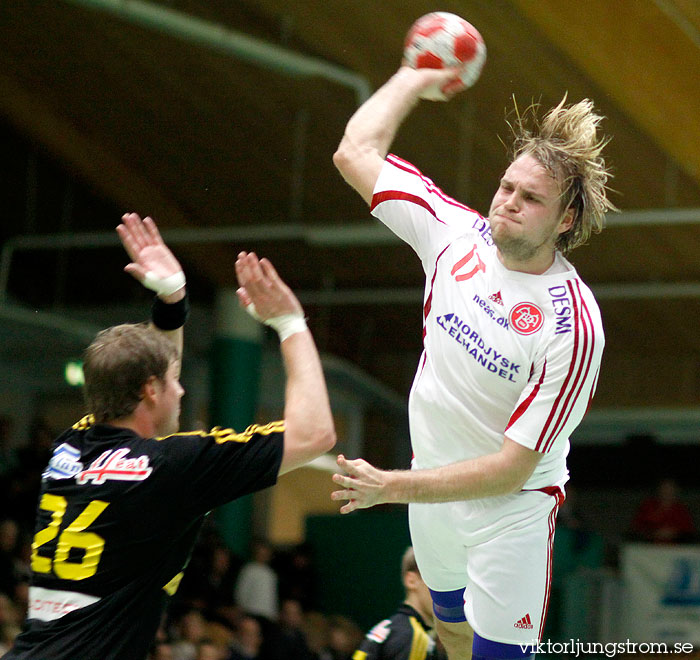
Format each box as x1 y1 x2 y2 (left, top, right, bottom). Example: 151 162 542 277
403 12 486 100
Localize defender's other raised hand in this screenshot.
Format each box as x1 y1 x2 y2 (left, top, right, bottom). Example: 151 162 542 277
235 252 303 321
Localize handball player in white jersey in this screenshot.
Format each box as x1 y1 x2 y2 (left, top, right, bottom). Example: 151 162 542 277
331 66 615 660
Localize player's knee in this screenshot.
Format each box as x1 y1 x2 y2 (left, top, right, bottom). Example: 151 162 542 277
472 632 535 660
430 587 474 659
435 619 474 660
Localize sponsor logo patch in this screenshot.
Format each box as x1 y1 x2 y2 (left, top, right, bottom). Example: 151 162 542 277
367 619 392 644
436 313 520 382
509 302 544 336
514 613 534 629
473 294 509 329
43 443 84 480
76 448 153 485
488 290 504 306
548 285 573 334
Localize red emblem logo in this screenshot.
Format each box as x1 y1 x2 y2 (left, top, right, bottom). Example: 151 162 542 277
509 303 544 335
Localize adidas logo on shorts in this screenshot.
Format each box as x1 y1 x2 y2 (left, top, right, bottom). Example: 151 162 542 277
514 613 534 629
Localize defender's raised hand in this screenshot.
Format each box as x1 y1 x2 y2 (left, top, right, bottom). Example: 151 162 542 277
117 213 185 300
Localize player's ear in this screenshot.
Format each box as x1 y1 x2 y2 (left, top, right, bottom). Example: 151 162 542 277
558 207 575 234
403 570 421 590
141 375 160 404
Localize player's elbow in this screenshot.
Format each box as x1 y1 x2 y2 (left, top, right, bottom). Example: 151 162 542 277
280 425 336 475
316 425 337 455
505 471 530 494
332 138 355 177
333 139 380 206
294 416 337 457
499 459 539 495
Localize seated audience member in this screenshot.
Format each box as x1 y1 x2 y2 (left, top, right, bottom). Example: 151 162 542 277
229 616 263 660
234 539 278 622
630 478 697 544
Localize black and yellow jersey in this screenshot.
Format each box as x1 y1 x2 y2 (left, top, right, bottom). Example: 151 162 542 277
353 604 437 660
4 416 284 660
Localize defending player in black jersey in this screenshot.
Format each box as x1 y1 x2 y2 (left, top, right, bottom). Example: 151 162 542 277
353 548 441 660
2 214 335 660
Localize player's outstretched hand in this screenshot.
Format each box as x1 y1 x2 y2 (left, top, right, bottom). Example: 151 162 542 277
117 213 185 300
397 64 467 101
331 454 388 514
235 252 303 322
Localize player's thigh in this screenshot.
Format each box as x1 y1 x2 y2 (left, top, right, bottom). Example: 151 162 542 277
409 502 468 591
464 490 561 645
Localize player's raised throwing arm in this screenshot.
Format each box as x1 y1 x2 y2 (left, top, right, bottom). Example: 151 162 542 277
333 66 464 205
235 252 336 475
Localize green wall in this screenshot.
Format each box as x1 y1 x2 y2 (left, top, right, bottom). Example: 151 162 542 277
306 509 412 631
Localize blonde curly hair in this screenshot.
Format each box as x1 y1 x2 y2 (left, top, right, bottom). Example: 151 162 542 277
509 95 617 253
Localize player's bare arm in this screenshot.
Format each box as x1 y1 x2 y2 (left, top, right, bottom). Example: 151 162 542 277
117 212 186 359
333 66 464 205
235 252 336 475
331 436 541 514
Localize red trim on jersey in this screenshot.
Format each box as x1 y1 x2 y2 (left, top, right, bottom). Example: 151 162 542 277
540 281 597 453
534 279 598 453
370 190 445 223
505 359 547 432
542 282 597 453
385 154 484 217
538 487 564 640
423 243 451 328
585 367 601 414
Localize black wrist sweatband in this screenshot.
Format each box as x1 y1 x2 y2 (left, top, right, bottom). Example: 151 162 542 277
151 293 190 330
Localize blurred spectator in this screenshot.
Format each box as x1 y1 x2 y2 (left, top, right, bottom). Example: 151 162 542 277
171 609 209 660
0 592 21 654
201 545 240 611
0 417 17 479
149 641 175 660
2 419 55 532
234 539 278 621
0 520 20 596
630 478 697 544
321 615 363 660
303 611 331 660
180 541 241 613
275 542 318 610
195 639 230 660
229 616 263 660
275 598 316 659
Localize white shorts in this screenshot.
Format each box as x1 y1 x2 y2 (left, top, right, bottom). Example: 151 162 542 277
408 487 563 645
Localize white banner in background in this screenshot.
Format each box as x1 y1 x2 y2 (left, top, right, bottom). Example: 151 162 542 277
622 543 700 644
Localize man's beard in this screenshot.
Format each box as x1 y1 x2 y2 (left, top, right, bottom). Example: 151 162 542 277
492 229 544 263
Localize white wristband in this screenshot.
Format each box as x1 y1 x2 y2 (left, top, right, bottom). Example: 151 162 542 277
245 303 308 342
142 270 186 296
265 314 308 342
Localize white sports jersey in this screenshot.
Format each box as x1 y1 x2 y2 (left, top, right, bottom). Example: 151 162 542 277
372 155 604 490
